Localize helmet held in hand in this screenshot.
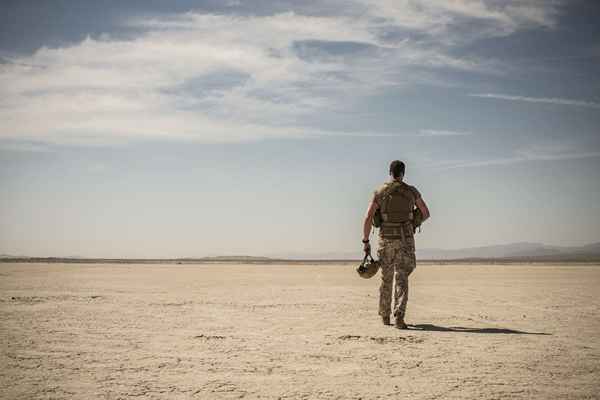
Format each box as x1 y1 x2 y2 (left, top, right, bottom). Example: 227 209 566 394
357 253 380 279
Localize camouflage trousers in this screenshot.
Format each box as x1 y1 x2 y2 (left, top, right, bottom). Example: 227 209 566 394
377 235 416 320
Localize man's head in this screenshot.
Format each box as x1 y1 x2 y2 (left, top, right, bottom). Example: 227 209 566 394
389 160 405 180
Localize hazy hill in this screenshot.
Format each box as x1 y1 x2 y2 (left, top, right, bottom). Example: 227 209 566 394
179 256 274 262
271 242 600 261
417 242 600 261
2 243 599 263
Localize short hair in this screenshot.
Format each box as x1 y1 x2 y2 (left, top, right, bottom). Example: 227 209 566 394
389 160 405 178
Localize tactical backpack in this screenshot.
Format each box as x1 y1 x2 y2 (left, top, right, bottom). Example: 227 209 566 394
375 206 423 233
375 182 417 239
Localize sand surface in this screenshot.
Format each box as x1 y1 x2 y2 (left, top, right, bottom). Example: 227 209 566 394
1 262 599 399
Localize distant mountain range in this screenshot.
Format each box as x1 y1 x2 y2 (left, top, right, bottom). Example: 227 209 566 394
270 242 600 261
0 255 275 263
2 242 600 263
417 242 600 261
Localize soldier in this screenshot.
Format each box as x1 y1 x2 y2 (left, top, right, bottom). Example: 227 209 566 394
362 160 430 329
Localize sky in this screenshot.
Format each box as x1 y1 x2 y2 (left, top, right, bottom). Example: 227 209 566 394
1 0 599 258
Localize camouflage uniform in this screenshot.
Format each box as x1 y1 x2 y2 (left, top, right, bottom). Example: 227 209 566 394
373 181 420 320
377 229 416 320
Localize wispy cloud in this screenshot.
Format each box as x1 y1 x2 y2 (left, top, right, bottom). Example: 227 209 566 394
419 129 472 136
0 141 55 153
0 1 563 145
362 0 559 44
469 93 600 109
431 143 600 169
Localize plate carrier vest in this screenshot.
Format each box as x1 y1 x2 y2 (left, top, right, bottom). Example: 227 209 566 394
379 181 416 240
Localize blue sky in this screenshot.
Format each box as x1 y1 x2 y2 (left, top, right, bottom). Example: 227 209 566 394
1 0 599 258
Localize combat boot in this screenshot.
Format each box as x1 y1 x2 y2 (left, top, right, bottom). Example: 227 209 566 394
395 317 408 330
381 315 391 326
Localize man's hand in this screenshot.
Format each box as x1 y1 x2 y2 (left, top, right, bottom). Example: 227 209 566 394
362 239 371 254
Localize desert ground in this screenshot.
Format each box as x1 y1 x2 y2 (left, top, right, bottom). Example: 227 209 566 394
1 262 599 399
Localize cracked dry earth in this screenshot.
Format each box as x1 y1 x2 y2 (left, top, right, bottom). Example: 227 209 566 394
1 263 599 399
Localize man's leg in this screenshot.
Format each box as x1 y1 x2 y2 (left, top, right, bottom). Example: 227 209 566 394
393 243 416 328
393 268 409 324
378 263 393 320
378 241 394 322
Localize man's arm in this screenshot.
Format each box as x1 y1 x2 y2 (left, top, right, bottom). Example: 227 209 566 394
415 197 430 222
362 199 379 244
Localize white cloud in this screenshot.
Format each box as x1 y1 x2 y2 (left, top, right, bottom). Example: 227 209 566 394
419 129 472 136
431 143 600 169
0 1 563 145
514 143 600 161
361 0 559 43
469 93 600 109
0 141 55 153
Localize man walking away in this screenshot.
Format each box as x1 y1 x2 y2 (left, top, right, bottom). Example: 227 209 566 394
362 160 430 329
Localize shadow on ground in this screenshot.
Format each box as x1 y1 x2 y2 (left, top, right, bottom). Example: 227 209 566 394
408 324 550 335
